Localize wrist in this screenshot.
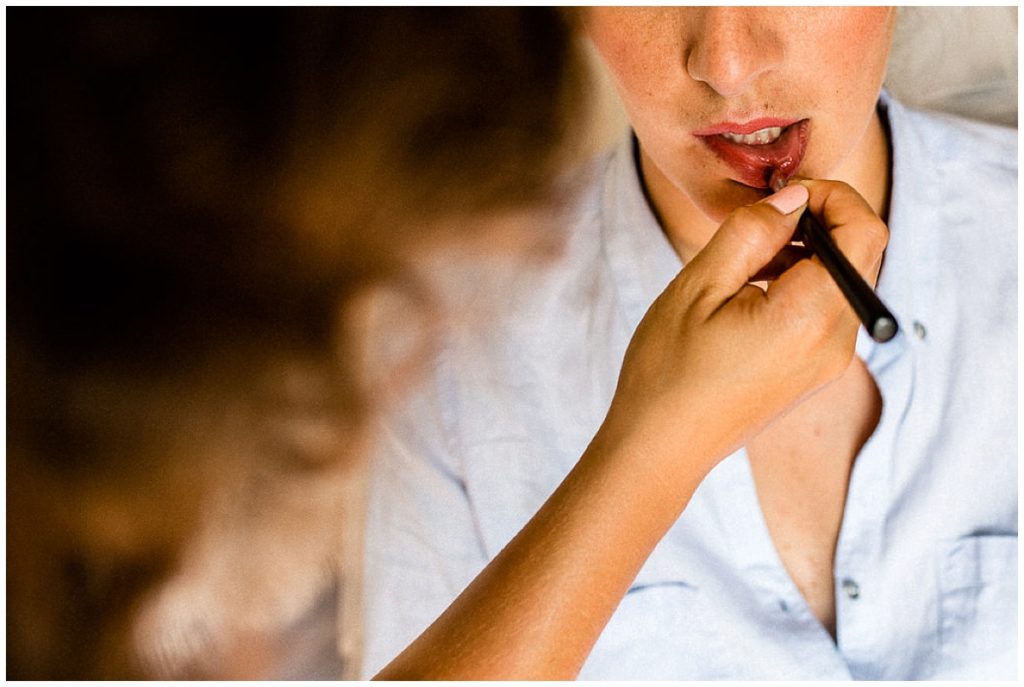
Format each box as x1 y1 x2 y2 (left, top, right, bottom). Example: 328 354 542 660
583 403 718 507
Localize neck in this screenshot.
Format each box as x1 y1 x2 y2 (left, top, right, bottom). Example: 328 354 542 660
640 108 892 265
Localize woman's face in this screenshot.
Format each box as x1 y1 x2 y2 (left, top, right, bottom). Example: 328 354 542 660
585 7 896 224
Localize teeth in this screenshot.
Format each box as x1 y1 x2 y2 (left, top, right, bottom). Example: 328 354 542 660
721 126 783 145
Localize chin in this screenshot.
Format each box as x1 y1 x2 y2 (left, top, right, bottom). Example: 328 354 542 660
699 183 766 223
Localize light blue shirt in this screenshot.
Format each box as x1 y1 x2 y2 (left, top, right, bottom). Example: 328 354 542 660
360 94 1018 680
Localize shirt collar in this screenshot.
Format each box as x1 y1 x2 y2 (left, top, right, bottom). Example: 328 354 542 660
866 90 939 366
599 131 683 331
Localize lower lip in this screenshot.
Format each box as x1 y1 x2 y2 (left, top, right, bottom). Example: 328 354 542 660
697 120 810 189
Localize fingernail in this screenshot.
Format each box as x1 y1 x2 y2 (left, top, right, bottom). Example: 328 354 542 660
762 184 809 215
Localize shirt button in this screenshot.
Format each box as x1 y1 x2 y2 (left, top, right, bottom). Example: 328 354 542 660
841 578 861 600
913 321 927 340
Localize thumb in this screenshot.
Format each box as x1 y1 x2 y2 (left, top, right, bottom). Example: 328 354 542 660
684 184 808 304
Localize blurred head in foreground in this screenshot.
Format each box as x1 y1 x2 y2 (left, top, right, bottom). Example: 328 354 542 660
7 7 586 678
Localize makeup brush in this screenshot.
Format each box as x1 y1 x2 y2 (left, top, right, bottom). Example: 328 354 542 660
768 169 898 343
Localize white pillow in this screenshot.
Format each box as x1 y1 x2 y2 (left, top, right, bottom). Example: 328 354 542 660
885 6 1017 127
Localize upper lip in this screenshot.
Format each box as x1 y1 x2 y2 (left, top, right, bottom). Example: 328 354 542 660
692 117 802 137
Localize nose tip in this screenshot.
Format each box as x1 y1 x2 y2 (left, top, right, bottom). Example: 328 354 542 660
687 50 763 97
685 12 781 97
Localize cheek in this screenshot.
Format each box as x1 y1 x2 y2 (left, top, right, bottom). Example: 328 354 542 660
791 9 894 173
585 9 678 122
829 8 894 62
806 8 894 89
585 9 639 84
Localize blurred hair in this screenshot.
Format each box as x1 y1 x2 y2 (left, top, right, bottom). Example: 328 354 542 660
7 7 586 678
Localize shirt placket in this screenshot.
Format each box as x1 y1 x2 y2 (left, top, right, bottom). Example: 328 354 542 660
833 327 914 678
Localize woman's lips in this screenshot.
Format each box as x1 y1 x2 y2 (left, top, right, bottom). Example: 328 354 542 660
695 119 810 189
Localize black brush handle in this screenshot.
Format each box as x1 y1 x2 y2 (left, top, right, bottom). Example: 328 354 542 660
797 209 898 343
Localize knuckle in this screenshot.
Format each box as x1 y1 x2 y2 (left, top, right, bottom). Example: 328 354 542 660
827 179 855 194
800 310 837 354
783 281 846 349
865 218 890 257
807 178 873 221
843 218 889 274
791 317 851 383
772 263 856 384
814 178 854 197
672 271 715 319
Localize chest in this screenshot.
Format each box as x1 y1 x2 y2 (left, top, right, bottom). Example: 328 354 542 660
745 358 882 636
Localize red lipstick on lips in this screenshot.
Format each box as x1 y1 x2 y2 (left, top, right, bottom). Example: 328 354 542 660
695 118 810 189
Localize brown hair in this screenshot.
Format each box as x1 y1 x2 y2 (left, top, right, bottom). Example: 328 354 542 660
7 7 586 678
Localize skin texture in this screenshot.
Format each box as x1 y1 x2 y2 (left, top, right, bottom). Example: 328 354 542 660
378 179 889 678
584 7 895 261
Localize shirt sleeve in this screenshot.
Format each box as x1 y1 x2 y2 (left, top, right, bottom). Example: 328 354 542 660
358 353 488 678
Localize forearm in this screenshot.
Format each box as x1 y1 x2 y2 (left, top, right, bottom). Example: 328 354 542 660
374 422 712 680
375 179 886 680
